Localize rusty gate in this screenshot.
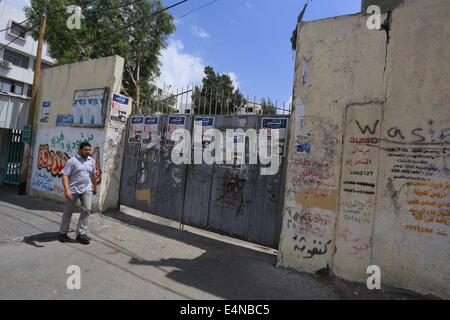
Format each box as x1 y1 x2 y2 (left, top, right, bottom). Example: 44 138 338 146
119 114 290 249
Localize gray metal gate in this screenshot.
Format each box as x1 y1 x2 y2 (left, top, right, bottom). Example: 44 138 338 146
120 114 289 249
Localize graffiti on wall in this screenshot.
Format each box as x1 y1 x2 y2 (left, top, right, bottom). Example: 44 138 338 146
288 116 339 197
287 208 334 259
31 129 105 196
214 169 249 215
37 145 70 177
30 171 65 194
333 105 382 263
284 116 339 259
406 181 450 238
350 118 450 239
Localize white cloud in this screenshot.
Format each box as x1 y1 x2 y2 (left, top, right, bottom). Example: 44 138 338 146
190 25 210 39
156 40 205 90
6 0 30 10
227 72 240 89
174 18 184 28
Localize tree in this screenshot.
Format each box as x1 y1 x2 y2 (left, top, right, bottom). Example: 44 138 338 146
192 66 245 115
140 84 178 114
260 98 277 115
25 0 175 114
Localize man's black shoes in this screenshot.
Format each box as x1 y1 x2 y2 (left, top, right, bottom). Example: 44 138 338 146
76 234 90 245
59 234 71 243
59 233 91 245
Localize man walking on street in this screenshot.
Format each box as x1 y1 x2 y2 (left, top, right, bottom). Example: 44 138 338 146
59 142 97 245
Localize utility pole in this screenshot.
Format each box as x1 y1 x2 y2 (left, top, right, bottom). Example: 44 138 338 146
19 12 47 195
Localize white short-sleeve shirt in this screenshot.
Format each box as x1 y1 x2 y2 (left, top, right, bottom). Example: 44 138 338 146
61 154 96 194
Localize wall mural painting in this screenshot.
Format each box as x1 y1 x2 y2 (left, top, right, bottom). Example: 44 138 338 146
31 129 104 196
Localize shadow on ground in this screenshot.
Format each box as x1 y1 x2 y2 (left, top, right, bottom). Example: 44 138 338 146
0 185 65 213
102 210 339 300
103 210 434 300
23 232 80 248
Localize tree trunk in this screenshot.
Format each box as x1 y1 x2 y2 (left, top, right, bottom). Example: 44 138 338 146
135 58 142 115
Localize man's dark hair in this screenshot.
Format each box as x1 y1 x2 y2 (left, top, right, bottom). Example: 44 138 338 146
79 142 91 150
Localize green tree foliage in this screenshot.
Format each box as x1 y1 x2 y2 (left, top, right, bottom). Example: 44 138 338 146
25 0 175 114
260 98 277 115
192 66 245 115
140 84 178 114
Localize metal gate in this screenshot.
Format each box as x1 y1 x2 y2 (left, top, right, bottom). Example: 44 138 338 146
120 113 290 249
2 129 24 186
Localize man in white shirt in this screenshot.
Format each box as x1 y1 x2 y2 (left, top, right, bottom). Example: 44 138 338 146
58 142 98 245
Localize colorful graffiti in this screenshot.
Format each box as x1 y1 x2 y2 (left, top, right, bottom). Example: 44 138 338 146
31 129 105 197
37 145 70 177
36 144 102 183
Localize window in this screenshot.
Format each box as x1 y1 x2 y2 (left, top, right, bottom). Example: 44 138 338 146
9 21 27 39
13 82 23 95
0 78 12 93
0 77 26 96
3 49 30 69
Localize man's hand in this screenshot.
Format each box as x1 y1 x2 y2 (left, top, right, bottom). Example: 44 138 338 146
65 190 73 201
62 175 72 201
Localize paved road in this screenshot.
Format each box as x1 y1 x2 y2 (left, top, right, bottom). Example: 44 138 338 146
0 186 426 300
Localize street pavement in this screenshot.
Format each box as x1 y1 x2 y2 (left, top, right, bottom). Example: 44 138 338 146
0 186 428 300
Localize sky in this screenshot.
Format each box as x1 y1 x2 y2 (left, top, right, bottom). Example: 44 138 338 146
9 0 362 105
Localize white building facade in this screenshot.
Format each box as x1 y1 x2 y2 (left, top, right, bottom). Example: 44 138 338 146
0 1 55 130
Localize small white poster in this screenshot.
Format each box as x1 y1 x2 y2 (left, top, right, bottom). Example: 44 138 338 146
72 88 107 127
110 93 130 123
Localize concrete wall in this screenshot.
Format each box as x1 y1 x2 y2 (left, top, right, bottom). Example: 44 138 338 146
28 55 131 212
278 0 450 299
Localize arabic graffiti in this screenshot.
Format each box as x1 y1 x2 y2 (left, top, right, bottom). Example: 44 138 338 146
36 144 102 184
30 171 65 194
293 237 333 259
50 131 95 154
32 129 104 196
286 207 335 259
340 200 372 225
287 208 333 238
288 116 338 197
336 228 371 256
37 145 70 177
405 181 450 238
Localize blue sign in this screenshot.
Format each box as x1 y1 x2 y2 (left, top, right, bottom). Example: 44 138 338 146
131 116 144 124
169 116 186 125
262 118 288 129
145 117 158 125
56 114 74 126
40 101 51 123
195 117 214 127
113 94 129 105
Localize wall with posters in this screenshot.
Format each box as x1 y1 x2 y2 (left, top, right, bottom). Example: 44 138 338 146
29 55 129 212
278 0 450 299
